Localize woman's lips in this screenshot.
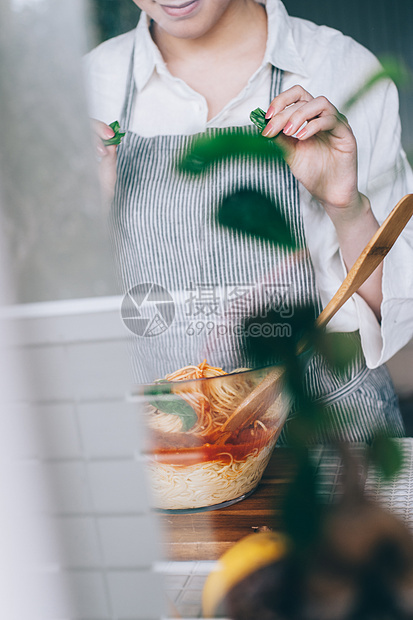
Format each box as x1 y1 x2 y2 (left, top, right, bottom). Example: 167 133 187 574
159 0 201 18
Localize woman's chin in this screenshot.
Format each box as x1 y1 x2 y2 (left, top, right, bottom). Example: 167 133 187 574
159 0 202 19
150 0 236 42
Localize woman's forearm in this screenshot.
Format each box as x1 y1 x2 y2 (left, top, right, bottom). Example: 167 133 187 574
323 193 383 321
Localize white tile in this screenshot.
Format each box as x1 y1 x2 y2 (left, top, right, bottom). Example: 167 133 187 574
57 517 102 568
159 562 197 575
5 307 128 346
97 515 160 568
5 344 73 402
0 402 42 459
0 342 32 407
15 570 75 619
67 341 134 401
87 461 151 514
14 461 56 514
66 570 110 619
77 400 145 458
186 574 208 590
194 561 217 574
164 574 190 589
3 512 63 569
62 310 128 344
165 589 182 603
49 462 93 514
36 403 81 458
27 344 74 402
181 588 204 604
175 603 202 618
107 570 165 619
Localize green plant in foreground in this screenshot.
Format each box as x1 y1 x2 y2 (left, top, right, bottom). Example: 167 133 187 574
177 54 412 619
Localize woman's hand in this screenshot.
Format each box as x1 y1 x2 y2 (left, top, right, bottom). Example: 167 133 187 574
263 85 383 320
92 119 118 203
263 85 361 213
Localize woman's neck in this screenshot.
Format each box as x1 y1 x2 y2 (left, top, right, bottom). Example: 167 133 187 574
153 1 266 63
151 1 268 120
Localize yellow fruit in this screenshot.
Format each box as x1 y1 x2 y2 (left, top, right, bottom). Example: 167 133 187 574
202 531 289 618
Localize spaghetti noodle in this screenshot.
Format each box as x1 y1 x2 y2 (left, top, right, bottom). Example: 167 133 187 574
144 361 289 510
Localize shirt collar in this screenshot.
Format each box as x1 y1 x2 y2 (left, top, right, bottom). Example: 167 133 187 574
133 0 308 91
133 11 164 92
263 0 308 77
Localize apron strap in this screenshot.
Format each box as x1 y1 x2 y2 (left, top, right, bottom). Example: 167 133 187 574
120 44 137 132
270 64 282 102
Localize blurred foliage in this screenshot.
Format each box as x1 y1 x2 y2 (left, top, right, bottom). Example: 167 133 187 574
313 332 362 376
344 56 412 112
176 58 409 578
241 306 317 368
179 130 283 174
281 448 324 552
218 189 297 250
369 433 404 479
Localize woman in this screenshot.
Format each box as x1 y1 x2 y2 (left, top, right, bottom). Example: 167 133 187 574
84 0 413 441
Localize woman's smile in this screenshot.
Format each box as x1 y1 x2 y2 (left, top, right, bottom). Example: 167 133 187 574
158 0 201 18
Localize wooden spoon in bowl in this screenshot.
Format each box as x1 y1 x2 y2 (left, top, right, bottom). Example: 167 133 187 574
213 193 413 444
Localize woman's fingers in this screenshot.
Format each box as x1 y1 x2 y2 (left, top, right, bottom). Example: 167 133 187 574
262 101 307 137
289 113 346 141
263 92 348 140
91 119 116 159
91 119 117 202
92 118 115 141
265 85 313 119
98 147 117 201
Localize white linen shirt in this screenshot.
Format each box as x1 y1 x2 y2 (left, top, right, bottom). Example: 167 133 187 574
84 0 413 369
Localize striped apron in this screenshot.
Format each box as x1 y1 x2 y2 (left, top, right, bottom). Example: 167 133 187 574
112 59 404 443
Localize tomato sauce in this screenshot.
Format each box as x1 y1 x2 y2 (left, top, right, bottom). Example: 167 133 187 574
147 424 281 466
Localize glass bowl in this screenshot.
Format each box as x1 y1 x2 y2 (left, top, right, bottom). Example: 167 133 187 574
140 365 292 512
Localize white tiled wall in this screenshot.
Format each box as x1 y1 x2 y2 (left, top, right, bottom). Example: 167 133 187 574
1 296 166 620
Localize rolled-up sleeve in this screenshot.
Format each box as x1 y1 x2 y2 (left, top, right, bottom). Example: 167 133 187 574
348 77 413 367
302 69 413 368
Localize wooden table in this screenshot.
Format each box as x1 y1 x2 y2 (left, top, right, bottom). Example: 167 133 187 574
157 439 413 561
157 447 295 561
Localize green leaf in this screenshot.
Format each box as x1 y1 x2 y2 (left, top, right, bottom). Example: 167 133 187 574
179 129 284 174
241 305 317 368
250 107 269 132
312 332 359 376
102 120 126 146
344 56 412 112
281 451 325 552
144 384 198 432
369 434 404 480
217 189 297 249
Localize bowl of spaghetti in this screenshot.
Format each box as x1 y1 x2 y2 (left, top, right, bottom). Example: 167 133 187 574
141 360 291 512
